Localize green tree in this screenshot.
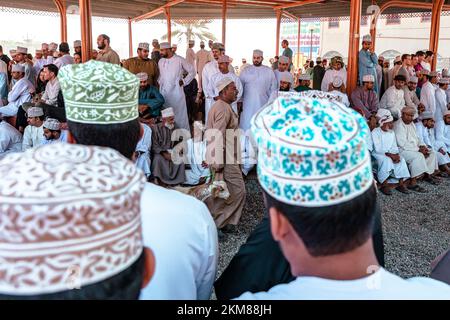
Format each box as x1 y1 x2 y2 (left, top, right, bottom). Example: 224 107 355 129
162 19 217 44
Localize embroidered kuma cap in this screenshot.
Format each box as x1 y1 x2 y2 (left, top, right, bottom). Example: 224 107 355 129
251 91 374 207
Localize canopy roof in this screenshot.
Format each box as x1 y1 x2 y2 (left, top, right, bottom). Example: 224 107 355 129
1 0 447 20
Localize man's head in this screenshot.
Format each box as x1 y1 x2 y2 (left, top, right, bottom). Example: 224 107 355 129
407 76 418 91
401 54 411 67
252 93 376 276
97 34 110 50
59 60 142 160
430 71 438 84
278 56 289 72
15 46 28 62
377 108 394 132
152 39 159 48
49 42 58 53
137 43 150 60
11 64 25 80
420 69 429 82
171 44 178 54
74 40 82 54
378 56 384 67
421 111 435 129
159 42 173 59
322 59 328 68
0 143 154 300
253 49 264 67
218 55 230 74
362 74 375 90
393 74 406 90
383 61 390 69
26 107 45 127
416 50 425 62
200 41 205 49
217 78 238 103
331 56 343 70
43 118 62 140
438 78 449 91
242 58 247 64
393 56 402 67
161 107 175 129
208 40 213 49
74 53 82 64
401 106 416 124
188 40 195 48
425 50 434 62
411 54 418 67
211 43 224 61
298 74 311 87
361 34 372 51
43 64 59 81
59 42 70 54
35 50 43 60
279 72 292 91
332 76 343 90
281 40 289 49
444 111 450 125
137 72 149 90
316 56 322 66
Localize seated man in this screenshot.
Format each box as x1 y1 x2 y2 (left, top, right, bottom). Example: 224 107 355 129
435 110 450 152
235 93 450 300
42 118 68 144
22 106 45 150
416 111 450 175
135 122 152 180
329 76 350 107
137 72 165 123
371 109 410 195
184 121 210 186
274 56 293 88
394 106 439 192
403 76 424 118
351 74 379 119
380 74 407 120
294 74 311 92
151 107 185 186
0 64 33 117
0 143 155 299
40 64 60 107
0 116 22 159
269 72 295 103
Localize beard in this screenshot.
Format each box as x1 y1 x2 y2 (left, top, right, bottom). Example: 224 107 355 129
165 123 175 130
98 43 105 50
253 61 262 67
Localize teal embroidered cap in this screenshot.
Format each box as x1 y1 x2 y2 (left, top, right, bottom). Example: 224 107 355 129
59 60 139 124
251 91 374 207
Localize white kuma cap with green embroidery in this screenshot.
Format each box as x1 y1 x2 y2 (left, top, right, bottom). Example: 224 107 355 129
59 60 139 124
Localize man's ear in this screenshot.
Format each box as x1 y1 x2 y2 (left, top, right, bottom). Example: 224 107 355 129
66 130 76 144
141 247 156 289
269 207 290 242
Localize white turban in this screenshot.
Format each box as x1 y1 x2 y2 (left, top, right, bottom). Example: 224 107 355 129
44 118 61 131
253 49 263 57
12 64 25 73
279 56 289 64
332 76 343 88
136 72 148 82
161 107 175 118
216 77 234 93
376 109 393 126
362 74 375 83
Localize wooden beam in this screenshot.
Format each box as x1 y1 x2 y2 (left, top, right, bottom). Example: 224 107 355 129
274 0 324 10
165 7 172 45
347 0 361 95
53 0 67 42
132 0 185 22
275 9 282 56
297 18 301 69
128 17 133 58
430 0 445 71
222 0 228 45
79 0 93 62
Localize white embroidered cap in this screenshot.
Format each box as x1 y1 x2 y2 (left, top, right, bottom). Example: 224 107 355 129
49 43 58 51
161 107 175 118
136 72 148 82
251 91 374 207
332 76 343 88
420 111 434 120
299 74 311 81
16 46 28 54
217 55 231 64
253 49 263 57
27 107 44 118
160 42 171 49
362 34 372 43
11 64 25 73
188 40 195 45
138 42 150 50
409 76 419 84
280 71 294 83
438 77 449 85
42 43 49 50
73 40 82 47
43 118 61 131
0 143 146 295
279 56 290 64
362 74 375 83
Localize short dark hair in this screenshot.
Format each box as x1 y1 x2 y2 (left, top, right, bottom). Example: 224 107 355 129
401 54 411 61
59 42 70 53
394 74 407 82
416 50 425 57
68 119 141 160
44 64 59 77
425 50 434 58
0 45 3 51
264 185 377 257
0 251 145 300
100 34 111 43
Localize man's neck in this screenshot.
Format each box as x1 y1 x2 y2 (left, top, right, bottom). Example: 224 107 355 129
218 97 232 105
296 240 380 280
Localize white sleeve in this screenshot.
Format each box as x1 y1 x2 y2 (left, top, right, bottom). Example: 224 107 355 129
435 121 450 147
181 57 195 87
22 127 32 151
0 129 9 152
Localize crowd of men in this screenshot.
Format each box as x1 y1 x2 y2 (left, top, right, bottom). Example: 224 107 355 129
0 31 449 300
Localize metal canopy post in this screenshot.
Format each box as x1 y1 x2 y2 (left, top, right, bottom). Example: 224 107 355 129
347 0 361 95
79 0 93 62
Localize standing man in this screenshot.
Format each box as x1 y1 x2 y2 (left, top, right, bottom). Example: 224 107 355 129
435 78 449 122
33 47 47 75
351 74 379 119
22 106 45 150
15 46 35 85
420 70 436 118
281 40 293 71
46 43 58 65
202 42 225 122
96 34 120 65
358 35 378 93
376 56 383 97
421 51 433 71
186 40 196 68
397 54 413 83
379 74 407 119
312 56 325 90
206 78 246 234
208 55 243 114
196 40 212 93
321 56 347 92
151 39 161 63
122 42 160 87
239 49 277 131
0 45 10 67
54 42 74 69
0 64 33 117
158 42 195 131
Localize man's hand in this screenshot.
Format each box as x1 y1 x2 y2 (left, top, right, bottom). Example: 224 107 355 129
179 80 184 87
201 161 209 169
419 145 429 157
162 151 172 162
439 148 446 156
195 93 203 105
386 153 400 164
138 104 149 114
418 104 425 114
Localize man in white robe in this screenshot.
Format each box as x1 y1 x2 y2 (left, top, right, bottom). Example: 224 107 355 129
416 111 450 175
420 70 437 118
239 49 278 132
135 123 152 179
274 56 294 87
22 106 44 151
183 122 210 186
403 76 424 118
33 48 46 75
329 76 350 107
0 118 22 159
321 56 347 92
186 40 196 69
435 78 449 122
0 64 33 117
379 74 407 119
207 55 243 116
372 109 410 195
158 42 195 131
394 106 439 192
195 41 212 97
15 46 35 85
54 42 75 69
435 110 450 151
